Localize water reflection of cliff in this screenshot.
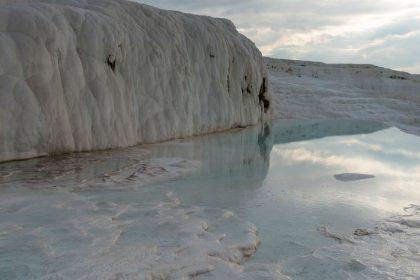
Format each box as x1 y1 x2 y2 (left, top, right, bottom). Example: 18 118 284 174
272 119 388 144
0 119 388 190
147 122 274 180
143 119 389 210
150 119 388 178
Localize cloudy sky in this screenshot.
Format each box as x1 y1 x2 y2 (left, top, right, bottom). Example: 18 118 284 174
139 0 420 74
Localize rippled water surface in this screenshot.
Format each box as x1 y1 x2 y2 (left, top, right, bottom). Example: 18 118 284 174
1 120 419 279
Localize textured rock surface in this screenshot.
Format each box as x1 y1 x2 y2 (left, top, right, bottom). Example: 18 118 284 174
0 0 271 162
265 57 420 136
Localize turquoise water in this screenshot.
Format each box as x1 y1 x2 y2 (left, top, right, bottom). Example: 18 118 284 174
0 120 419 279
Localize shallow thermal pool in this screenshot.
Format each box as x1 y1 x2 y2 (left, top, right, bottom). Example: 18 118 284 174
0 119 419 279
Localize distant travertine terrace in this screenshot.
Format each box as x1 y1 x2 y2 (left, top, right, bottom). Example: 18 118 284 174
0 0 271 162
265 57 420 136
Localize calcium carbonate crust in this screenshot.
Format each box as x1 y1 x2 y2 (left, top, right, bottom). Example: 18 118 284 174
265 57 420 136
0 0 271 162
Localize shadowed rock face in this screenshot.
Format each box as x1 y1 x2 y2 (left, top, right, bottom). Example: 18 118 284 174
0 0 271 162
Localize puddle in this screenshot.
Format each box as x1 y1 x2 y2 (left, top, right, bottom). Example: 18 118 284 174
1 119 419 279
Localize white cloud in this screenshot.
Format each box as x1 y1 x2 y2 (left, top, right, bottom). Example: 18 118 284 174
139 0 420 73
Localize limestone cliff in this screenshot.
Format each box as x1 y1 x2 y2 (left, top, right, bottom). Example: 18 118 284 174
0 0 271 162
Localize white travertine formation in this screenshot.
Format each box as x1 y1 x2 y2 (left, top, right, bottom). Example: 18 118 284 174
0 0 271 162
265 57 420 136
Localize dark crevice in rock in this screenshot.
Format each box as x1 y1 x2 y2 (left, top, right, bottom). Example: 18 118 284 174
107 54 116 72
389 74 407 80
259 77 270 113
246 84 252 94
227 74 230 93
244 75 252 94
